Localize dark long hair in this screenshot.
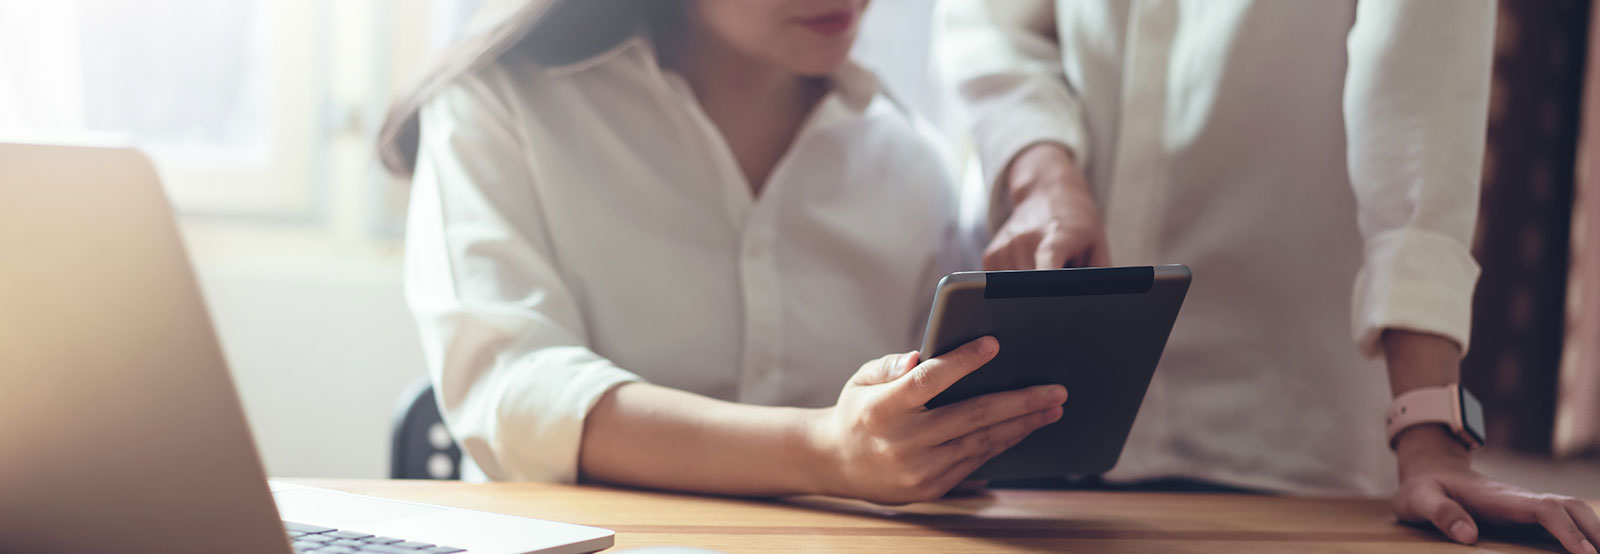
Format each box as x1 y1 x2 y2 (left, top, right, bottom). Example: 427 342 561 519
376 0 672 177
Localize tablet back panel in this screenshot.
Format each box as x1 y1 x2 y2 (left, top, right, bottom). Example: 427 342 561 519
920 265 1190 480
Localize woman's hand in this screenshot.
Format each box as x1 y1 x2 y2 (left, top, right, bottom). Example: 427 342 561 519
1393 425 1600 553
985 143 1109 270
804 337 1066 505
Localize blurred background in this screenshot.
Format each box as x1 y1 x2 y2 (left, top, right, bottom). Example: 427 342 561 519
1 0 1596 491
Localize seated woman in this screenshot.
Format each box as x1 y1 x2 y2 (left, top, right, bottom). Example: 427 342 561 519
377 0 1066 504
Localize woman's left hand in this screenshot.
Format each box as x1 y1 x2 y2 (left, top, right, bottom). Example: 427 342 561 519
1392 425 1600 553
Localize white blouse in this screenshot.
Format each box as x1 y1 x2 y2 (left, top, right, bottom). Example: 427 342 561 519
939 0 1492 495
405 36 968 483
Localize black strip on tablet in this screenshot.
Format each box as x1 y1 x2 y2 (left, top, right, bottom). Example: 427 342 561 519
984 266 1155 299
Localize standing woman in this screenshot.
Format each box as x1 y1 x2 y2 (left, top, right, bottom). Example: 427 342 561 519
377 0 1067 504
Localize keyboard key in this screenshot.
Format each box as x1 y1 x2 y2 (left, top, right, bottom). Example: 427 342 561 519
332 538 369 547
292 540 325 552
327 530 374 540
423 547 466 553
363 536 405 545
286 522 337 535
393 541 434 549
318 547 358 554
300 534 336 543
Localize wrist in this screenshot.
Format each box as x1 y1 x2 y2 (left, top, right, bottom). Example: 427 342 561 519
789 406 844 496
1394 423 1472 478
1005 142 1089 206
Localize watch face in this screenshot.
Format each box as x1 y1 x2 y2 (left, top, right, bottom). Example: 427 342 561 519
1460 386 1487 446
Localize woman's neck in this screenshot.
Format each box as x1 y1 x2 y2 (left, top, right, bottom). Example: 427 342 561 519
656 17 826 196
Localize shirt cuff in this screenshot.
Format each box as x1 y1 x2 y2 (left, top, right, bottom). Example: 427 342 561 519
1351 228 1481 358
489 347 644 483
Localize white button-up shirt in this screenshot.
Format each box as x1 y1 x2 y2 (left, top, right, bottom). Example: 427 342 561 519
939 0 1492 495
406 35 967 483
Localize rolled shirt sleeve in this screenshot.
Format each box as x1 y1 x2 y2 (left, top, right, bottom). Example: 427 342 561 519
936 0 1092 208
1343 0 1495 357
406 68 643 482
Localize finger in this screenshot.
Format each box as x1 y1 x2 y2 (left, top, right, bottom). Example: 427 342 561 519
928 406 1062 493
887 336 999 409
926 450 995 499
1086 236 1112 267
1531 498 1596 554
985 232 1038 271
919 384 1067 445
1034 236 1073 269
991 244 1028 271
939 405 1063 463
1567 499 1600 553
1003 230 1040 270
1040 228 1095 269
1398 481 1477 544
981 240 1007 271
1450 484 1598 554
981 231 1019 271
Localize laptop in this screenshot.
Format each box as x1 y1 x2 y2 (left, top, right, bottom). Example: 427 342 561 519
0 142 615 554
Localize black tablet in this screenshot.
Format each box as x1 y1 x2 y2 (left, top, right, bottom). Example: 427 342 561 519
918 265 1191 480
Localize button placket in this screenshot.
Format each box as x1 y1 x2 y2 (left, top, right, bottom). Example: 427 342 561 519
1104 0 1176 266
738 217 783 400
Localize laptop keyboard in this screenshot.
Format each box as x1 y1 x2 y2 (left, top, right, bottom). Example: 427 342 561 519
286 521 466 553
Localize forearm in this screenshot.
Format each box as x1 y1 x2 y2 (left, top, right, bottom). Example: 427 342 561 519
577 382 826 496
1382 329 1462 396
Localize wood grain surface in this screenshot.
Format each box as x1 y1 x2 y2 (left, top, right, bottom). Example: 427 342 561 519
295 479 1596 553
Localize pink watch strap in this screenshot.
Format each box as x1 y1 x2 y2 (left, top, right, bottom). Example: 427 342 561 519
1386 385 1460 448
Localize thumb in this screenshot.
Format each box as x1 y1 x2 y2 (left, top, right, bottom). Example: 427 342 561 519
852 351 919 386
1400 481 1478 545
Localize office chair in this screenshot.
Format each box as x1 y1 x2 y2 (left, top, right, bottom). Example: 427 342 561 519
391 376 462 480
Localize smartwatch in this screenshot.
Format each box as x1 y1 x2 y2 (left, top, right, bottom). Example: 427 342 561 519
1385 383 1487 450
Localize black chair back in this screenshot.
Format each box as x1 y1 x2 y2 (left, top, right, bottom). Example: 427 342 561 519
390 377 462 480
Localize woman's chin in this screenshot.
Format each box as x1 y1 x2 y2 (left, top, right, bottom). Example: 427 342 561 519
781 52 855 77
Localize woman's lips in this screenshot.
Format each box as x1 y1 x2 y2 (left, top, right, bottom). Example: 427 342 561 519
798 10 854 36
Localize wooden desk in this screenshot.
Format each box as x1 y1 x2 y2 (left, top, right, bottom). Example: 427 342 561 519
299 479 1592 553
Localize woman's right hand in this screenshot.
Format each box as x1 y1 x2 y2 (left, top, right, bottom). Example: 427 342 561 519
804 336 1067 504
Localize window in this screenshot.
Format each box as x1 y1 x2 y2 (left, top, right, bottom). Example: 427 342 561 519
0 0 942 229
0 0 469 226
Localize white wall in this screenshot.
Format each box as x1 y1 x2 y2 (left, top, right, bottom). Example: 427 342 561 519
193 251 425 478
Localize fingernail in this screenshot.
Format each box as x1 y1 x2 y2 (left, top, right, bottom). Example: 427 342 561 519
1448 520 1474 544
1584 539 1597 554
1048 386 1068 403
979 336 998 355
